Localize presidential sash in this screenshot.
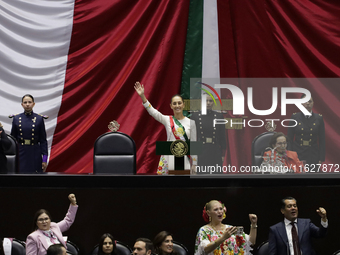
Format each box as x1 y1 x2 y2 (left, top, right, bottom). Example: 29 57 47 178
170 116 192 164
157 116 192 175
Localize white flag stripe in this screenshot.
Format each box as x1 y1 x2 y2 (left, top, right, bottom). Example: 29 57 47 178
202 0 220 79
0 0 75 161
202 0 220 96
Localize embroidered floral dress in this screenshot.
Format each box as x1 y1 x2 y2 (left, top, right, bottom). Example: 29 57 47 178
195 225 253 255
143 101 197 174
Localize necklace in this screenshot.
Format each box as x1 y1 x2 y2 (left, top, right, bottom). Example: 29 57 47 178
209 223 225 233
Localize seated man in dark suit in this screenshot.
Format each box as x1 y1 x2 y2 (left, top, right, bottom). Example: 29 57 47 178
47 244 67 255
133 238 154 255
268 196 327 255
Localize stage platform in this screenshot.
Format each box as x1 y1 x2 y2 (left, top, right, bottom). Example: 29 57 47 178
0 172 339 188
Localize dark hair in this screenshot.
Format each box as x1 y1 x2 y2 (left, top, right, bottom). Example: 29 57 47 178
153 231 178 255
269 132 287 149
281 197 297 209
135 238 154 253
98 233 117 255
33 209 52 231
46 244 64 255
22 94 34 102
170 94 184 104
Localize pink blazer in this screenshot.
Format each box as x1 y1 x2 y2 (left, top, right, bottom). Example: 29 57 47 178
26 204 78 255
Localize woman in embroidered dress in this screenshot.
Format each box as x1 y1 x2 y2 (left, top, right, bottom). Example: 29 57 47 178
26 194 78 255
134 81 197 175
195 200 257 255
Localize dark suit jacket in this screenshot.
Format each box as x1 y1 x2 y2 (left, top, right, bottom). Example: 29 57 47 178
268 218 327 255
0 127 12 173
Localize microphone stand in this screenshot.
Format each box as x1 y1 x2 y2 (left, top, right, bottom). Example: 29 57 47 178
270 146 278 168
261 146 278 174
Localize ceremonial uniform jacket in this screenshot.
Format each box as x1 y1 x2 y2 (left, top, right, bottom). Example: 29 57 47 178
287 112 325 165
11 111 48 173
191 110 226 167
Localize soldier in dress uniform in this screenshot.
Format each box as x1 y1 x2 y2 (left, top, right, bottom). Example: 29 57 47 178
191 95 227 169
10 94 48 173
287 95 325 165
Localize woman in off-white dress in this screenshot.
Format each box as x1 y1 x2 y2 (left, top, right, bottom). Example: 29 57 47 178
134 81 196 174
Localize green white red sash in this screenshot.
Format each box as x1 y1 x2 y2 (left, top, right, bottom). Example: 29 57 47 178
157 116 192 175
170 116 192 164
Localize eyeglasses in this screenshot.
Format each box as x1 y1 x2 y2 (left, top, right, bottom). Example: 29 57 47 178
37 217 50 222
276 142 287 146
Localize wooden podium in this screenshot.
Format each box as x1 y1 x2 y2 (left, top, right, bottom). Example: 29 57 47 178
156 141 202 175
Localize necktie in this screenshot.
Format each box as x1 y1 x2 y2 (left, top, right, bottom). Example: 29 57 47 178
42 230 57 244
291 222 301 255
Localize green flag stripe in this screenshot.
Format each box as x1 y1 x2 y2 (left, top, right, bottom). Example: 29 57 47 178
180 0 203 99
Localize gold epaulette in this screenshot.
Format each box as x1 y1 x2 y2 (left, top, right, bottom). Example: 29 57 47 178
8 113 20 118
8 113 49 119
38 114 49 119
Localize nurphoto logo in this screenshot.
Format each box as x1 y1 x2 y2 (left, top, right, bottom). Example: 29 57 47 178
195 79 312 129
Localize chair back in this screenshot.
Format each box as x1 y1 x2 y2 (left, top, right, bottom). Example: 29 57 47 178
256 240 269 255
251 132 275 166
332 250 340 255
173 241 188 255
2 238 26 255
66 240 79 255
91 241 132 255
4 134 19 173
93 132 136 174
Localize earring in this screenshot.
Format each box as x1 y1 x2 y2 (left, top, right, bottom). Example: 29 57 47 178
209 216 211 222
